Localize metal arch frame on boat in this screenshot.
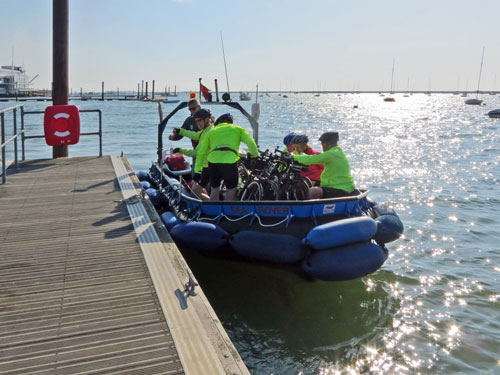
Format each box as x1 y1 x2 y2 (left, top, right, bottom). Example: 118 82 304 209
157 101 260 169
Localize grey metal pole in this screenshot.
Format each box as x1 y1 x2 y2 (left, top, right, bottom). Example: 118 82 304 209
1 113 6 184
13 108 18 167
21 106 25 160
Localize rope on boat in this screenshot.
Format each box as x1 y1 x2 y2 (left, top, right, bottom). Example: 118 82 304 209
222 213 254 222
198 212 253 222
197 212 287 227
254 214 289 227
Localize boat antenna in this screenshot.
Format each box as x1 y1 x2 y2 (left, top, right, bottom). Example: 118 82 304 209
220 31 230 93
475 46 485 99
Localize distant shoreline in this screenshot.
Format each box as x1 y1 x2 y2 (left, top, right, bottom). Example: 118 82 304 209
1 90 499 101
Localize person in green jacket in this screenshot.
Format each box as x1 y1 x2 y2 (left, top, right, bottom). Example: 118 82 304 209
171 108 214 200
195 120 258 201
293 131 356 199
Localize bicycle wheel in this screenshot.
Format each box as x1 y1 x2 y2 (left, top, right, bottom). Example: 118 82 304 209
263 180 280 201
240 180 263 201
293 178 311 200
302 176 313 188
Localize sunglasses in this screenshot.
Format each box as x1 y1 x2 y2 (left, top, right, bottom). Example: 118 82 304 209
189 107 197 111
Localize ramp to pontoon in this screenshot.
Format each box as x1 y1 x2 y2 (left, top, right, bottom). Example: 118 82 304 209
0 156 249 375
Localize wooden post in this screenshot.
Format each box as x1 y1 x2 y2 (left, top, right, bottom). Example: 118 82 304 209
117 88 119 97
198 78 202 101
80 87 82 98
137 83 140 99
52 0 69 158
152 80 155 100
101 81 104 101
214 79 219 102
141 80 144 98
145 81 148 99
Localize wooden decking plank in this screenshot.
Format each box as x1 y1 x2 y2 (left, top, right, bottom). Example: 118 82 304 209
0 157 186 374
0 156 249 375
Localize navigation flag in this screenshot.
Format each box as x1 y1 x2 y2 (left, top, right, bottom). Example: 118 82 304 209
200 83 213 102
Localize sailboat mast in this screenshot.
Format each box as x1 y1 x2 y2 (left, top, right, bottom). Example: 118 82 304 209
220 31 230 93
476 46 485 99
389 58 395 94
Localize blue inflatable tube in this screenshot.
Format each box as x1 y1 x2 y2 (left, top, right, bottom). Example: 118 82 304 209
374 215 404 244
146 188 161 208
160 211 182 231
140 180 151 190
170 222 229 251
301 241 388 281
137 170 149 182
304 216 378 251
229 231 306 264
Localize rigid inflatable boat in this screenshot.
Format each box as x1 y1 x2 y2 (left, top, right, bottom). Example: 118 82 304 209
137 99 404 281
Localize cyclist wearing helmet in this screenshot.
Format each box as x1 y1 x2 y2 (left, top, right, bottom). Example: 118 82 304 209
293 131 356 199
215 113 233 126
195 120 258 201
283 132 297 153
291 134 324 185
171 108 214 200
169 98 202 147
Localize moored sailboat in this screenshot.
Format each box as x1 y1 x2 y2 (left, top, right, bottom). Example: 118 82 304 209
465 47 485 106
383 58 396 102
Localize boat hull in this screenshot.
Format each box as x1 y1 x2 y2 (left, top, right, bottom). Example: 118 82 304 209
136 163 403 281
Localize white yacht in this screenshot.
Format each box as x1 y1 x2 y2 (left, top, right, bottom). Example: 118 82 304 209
0 65 33 96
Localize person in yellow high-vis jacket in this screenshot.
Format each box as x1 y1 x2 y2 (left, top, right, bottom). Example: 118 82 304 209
171 108 214 200
293 131 356 199
195 120 258 201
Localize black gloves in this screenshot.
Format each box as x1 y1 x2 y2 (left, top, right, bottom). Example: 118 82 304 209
172 148 180 154
173 127 181 134
192 173 201 183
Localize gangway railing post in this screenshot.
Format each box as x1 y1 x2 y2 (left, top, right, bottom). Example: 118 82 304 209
13 108 18 168
98 109 102 157
1 113 5 184
21 106 25 161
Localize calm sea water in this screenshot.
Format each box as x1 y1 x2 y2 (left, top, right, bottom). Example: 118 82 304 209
2 93 500 374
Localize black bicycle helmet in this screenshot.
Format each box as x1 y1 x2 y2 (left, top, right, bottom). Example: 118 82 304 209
291 134 309 144
215 113 233 125
283 132 297 145
193 108 212 119
318 131 339 143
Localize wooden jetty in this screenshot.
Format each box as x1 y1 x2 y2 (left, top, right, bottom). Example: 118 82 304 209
0 155 249 375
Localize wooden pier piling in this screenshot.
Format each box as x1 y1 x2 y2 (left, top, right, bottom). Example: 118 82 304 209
52 0 69 158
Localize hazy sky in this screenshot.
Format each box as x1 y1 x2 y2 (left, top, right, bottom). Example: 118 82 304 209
2 0 500 92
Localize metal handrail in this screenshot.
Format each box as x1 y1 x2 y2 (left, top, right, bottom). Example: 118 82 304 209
23 109 103 157
1 105 23 184
1 105 103 184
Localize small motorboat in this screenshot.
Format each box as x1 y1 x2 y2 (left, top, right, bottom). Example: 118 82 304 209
137 101 404 282
239 92 251 101
163 99 181 104
465 98 483 105
384 97 395 102
487 109 500 118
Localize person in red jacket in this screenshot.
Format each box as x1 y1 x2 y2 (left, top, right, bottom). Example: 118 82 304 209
291 134 324 185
